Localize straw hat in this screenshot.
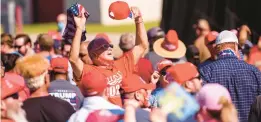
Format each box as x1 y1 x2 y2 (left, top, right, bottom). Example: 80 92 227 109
153 30 186 58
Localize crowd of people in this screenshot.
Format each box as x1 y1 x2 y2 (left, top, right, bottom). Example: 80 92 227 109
1 3 261 122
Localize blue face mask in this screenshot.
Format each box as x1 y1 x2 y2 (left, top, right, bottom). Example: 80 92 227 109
57 22 65 32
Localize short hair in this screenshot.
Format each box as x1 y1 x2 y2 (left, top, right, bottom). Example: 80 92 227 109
15 54 49 91
119 33 135 52
216 42 237 52
37 34 54 51
61 39 71 51
15 34 32 46
1 33 14 47
1 53 20 72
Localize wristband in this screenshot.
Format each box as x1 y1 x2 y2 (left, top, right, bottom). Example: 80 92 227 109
135 18 143 24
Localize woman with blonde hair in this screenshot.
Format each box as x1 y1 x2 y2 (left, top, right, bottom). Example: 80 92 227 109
195 83 238 122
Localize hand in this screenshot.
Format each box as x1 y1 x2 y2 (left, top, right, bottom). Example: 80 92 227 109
240 25 251 35
73 9 86 30
151 71 160 84
130 7 142 21
150 108 167 122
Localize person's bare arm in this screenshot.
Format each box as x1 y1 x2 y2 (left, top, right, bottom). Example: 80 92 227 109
69 11 86 81
124 100 139 122
131 7 149 65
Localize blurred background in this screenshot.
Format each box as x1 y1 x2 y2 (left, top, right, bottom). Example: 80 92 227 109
1 0 261 45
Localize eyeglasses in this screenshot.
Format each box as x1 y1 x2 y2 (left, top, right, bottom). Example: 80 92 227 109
159 65 172 76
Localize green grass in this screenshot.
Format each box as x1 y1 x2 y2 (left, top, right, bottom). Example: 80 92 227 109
23 21 159 34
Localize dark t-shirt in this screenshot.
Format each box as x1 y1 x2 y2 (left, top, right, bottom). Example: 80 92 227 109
22 95 75 122
248 95 261 122
48 79 84 110
135 108 151 122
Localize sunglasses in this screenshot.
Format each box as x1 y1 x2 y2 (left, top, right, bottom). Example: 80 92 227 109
95 44 114 51
159 65 172 76
14 45 23 49
189 75 201 81
4 93 19 100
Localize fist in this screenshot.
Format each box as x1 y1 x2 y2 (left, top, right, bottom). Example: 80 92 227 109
130 7 142 19
73 9 86 30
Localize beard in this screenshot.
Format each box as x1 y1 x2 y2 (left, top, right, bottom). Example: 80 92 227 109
6 105 28 122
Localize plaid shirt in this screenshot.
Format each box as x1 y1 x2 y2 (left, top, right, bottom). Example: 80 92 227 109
199 54 261 122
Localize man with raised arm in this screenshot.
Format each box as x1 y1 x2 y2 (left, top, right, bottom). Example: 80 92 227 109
69 7 148 107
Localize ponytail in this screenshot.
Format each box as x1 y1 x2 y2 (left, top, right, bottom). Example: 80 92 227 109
219 96 238 122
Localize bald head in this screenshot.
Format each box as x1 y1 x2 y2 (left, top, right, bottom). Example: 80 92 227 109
119 33 135 52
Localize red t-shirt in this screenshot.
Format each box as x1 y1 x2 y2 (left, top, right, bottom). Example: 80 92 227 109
81 51 135 107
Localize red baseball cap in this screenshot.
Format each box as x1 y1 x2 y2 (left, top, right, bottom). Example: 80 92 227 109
80 70 107 97
156 59 173 71
1 78 24 100
121 74 156 93
50 57 68 73
137 58 154 83
95 33 111 43
108 1 131 20
167 62 199 85
205 31 219 45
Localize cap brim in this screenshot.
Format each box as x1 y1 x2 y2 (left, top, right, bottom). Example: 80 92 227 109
143 83 156 90
153 38 187 58
53 69 68 74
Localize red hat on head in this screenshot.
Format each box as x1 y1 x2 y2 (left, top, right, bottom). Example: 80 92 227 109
108 1 131 20
95 33 111 43
153 30 186 59
50 57 68 73
156 59 173 72
167 62 199 85
205 31 219 45
1 78 24 100
88 38 111 59
121 74 155 93
80 70 107 97
136 58 154 83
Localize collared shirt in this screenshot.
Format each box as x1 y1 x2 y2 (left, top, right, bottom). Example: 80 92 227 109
199 53 261 122
198 57 215 69
68 96 122 122
150 87 164 108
